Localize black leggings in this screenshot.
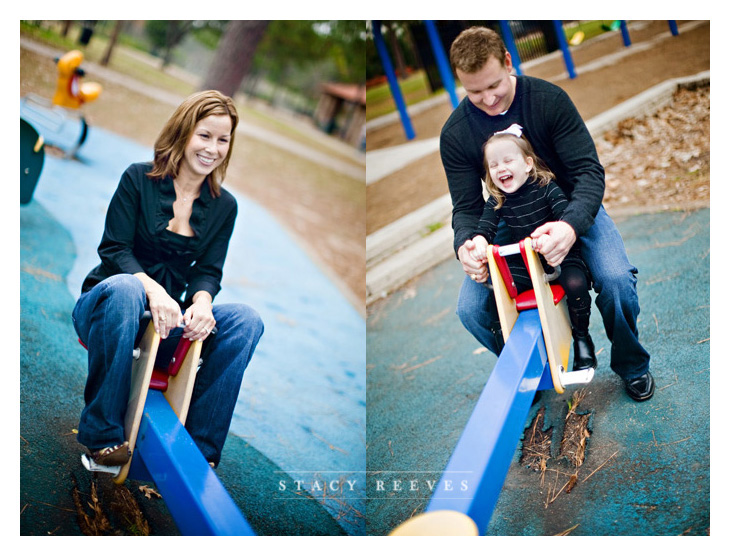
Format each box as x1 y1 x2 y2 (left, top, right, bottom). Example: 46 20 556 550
558 264 591 312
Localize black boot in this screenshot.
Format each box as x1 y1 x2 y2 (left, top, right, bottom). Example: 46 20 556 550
572 330 597 371
568 299 597 372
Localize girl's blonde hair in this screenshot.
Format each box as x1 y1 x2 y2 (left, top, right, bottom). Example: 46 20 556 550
483 132 554 209
147 90 239 198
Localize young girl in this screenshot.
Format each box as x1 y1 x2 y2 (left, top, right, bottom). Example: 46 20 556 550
470 124 597 372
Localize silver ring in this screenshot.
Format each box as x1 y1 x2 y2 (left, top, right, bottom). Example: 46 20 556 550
203 327 209 334
470 274 477 281
159 316 166 322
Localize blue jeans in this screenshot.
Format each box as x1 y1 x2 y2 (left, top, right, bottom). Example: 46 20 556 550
72 274 264 466
456 206 650 381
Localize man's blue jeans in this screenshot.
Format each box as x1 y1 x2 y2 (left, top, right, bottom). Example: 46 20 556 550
456 206 650 381
72 274 264 467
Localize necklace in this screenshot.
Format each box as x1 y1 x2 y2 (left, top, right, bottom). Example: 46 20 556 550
173 181 198 203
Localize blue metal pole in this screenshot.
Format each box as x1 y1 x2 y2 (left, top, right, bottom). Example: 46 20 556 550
553 20 576 79
498 21 522 75
426 310 549 534
133 391 256 535
372 20 415 140
424 20 459 109
620 21 632 46
668 20 679 36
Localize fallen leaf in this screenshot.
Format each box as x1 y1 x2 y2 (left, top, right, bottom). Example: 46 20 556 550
138 485 161 500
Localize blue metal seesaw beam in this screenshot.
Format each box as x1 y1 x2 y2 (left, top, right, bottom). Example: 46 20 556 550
128 390 256 536
425 309 550 534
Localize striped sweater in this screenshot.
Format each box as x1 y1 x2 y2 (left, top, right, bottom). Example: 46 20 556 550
475 179 567 244
475 179 585 285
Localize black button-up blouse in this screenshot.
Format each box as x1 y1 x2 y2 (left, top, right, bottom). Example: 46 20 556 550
81 162 238 308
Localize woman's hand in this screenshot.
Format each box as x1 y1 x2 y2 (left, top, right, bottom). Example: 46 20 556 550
183 292 216 342
135 273 183 339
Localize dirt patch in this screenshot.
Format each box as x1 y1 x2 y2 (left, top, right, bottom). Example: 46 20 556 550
367 102 453 152
521 389 598 510
559 390 591 469
71 474 155 535
520 406 552 474
365 20 710 235
366 150 449 235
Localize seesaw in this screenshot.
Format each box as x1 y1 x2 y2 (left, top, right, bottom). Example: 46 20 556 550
390 238 594 535
487 238 595 394
78 312 255 535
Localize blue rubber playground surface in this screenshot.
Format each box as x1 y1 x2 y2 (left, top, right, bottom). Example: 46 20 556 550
366 208 711 536
20 123 365 535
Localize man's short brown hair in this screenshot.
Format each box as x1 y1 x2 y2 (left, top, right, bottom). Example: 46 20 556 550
449 26 507 74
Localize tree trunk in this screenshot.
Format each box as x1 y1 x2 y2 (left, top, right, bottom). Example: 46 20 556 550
200 20 270 97
101 21 124 67
388 25 408 79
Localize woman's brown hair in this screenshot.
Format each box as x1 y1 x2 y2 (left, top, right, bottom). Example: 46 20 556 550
147 90 238 197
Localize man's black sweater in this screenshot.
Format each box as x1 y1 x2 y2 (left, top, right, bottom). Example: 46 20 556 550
440 75 605 255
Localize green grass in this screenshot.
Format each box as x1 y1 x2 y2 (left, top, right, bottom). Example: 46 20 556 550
564 20 613 43
366 70 442 120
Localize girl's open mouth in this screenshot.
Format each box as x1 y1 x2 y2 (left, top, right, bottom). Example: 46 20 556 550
499 174 514 188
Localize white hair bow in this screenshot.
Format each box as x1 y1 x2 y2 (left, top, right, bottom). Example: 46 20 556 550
493 123 523 138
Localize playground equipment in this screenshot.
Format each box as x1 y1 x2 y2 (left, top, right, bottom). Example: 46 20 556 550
78 313 255 535
390 239 594 535
20 118 45 204
20 50 101 159
372 20 684 141
487 238 595 393
569 30 585 46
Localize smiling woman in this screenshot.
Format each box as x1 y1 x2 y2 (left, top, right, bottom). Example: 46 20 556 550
72 90 264 470
147 91 238 199
166 115 233 236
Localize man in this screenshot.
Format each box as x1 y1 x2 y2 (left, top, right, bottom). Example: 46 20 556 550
441 26 654 401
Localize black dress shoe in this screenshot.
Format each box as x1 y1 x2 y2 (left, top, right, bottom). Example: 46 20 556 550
624 371 655 402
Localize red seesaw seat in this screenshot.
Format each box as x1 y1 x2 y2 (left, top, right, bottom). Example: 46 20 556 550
515 285 565 312
490 239 565 312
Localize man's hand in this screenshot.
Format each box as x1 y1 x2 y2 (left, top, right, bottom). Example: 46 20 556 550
531 221 576 266
458 239 489 283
